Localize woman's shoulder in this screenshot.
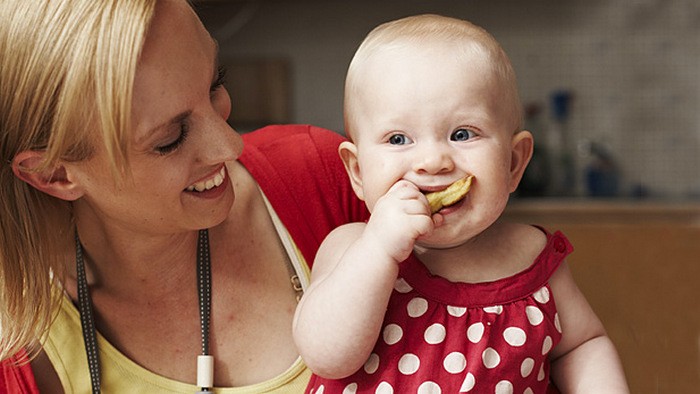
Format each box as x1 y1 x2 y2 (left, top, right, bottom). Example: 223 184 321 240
239 124 348 188
242 124 344 152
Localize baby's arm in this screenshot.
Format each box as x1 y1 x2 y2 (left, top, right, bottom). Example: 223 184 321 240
293 180 434 379
549 262 630 393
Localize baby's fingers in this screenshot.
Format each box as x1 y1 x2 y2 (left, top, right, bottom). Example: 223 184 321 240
387 179 421 197
386 181 430 211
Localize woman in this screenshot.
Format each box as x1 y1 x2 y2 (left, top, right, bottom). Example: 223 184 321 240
0 0 368 392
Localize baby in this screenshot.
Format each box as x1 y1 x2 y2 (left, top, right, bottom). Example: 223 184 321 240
294 14 629 393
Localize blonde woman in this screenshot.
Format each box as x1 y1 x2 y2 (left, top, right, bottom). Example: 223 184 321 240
0 0 368 392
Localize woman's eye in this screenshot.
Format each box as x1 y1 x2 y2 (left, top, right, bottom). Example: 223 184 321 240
210 66 227 93
156 123 189 155
388 134 412 145
451 128 476 142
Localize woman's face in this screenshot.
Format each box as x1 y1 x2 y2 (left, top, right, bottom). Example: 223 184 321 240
69 0 242 234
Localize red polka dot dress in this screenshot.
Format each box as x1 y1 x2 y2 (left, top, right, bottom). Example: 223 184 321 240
305 229 572 394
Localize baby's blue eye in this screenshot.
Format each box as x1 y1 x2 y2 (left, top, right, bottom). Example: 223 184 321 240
451 128 476 141
389 134 411 145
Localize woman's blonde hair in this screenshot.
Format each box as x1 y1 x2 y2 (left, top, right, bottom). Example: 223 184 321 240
344 14 523 137
0 0 156 361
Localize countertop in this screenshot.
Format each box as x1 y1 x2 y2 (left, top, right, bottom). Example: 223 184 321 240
503 198 700 226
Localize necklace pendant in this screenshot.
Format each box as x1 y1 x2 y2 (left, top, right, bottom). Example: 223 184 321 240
197 354 214 391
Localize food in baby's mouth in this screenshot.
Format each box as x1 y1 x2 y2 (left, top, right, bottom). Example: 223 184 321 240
424 175 474 214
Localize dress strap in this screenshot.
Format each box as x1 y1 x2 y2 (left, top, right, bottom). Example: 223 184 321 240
259 189 310 297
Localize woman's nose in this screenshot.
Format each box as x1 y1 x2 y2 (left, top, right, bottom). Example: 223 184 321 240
412 143 454 174
196 110 243 164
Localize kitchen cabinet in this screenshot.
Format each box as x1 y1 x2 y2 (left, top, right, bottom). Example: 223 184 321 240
504 200 700 393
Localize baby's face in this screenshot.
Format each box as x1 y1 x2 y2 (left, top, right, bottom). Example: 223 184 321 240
348 42 521 247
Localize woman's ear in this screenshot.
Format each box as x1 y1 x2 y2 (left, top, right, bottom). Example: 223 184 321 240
338 141 365 201
12 150 83 201
508 130 534 193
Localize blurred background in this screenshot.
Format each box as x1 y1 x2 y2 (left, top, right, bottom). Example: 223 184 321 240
196 0 699 392
198 0 700 201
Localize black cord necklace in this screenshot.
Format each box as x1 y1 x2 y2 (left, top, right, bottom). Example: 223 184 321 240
75 229 214 393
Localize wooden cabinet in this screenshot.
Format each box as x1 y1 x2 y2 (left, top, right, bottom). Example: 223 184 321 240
222 58 291 132
504 200 700 393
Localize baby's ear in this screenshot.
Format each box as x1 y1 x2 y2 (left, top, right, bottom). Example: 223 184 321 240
338 141 365 201
508 130 534 192
12 150 84 201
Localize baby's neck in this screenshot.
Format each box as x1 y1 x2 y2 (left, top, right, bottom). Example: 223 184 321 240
413 222 544 284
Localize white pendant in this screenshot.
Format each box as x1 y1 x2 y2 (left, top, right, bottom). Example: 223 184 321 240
196 354 214 390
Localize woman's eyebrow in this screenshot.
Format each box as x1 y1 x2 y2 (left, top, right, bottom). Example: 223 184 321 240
137 38 219 146
141 110 192 144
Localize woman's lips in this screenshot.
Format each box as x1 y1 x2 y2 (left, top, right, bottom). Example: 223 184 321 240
186 166 226 192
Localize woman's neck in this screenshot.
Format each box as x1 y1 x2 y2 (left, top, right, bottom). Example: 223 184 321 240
65 222 200 301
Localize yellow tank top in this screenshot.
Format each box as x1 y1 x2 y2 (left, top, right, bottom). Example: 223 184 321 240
43 295 310 393
43 193 313 393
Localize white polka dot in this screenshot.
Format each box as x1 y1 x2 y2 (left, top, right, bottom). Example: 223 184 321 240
342 383 358 394
503 327 527 347
383 324 403 345
495 380 513 394
484 305 503 314
460 372 476 392
394 278 412 293
482 347 500 369
424 323 446 344
542 336 553 355
467 322 484 343
407 297 429 317
520 358 535 378
443 352 467 374
315 385 325 394
364 353 380 374
376 381 394 394
537 363 545 381
398 353 420 375
524 388 534 394
447 305 467 317
417 381 441 394
554 313 562 333
525 305 544 326
533 286 550 304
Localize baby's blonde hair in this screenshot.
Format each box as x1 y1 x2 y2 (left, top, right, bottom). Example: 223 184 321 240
0 0 156 361
344 14 522 138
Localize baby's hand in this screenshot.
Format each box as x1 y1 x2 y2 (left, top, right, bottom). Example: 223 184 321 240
363 180 434 263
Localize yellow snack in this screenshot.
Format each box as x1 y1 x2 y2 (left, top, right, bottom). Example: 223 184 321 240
424 175 474 213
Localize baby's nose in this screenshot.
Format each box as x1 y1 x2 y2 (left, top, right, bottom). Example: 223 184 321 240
413 144 454 174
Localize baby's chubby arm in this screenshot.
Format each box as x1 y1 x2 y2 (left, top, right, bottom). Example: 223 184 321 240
548 263 630 393
293 180 434 379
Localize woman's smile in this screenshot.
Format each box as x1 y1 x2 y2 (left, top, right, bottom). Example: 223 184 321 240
186 166 227 192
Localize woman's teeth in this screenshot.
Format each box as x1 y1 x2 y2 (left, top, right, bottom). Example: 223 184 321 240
186 167 226 192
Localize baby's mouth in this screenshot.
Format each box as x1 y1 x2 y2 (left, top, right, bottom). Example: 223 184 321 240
423 175 474 214
185 167 226 192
